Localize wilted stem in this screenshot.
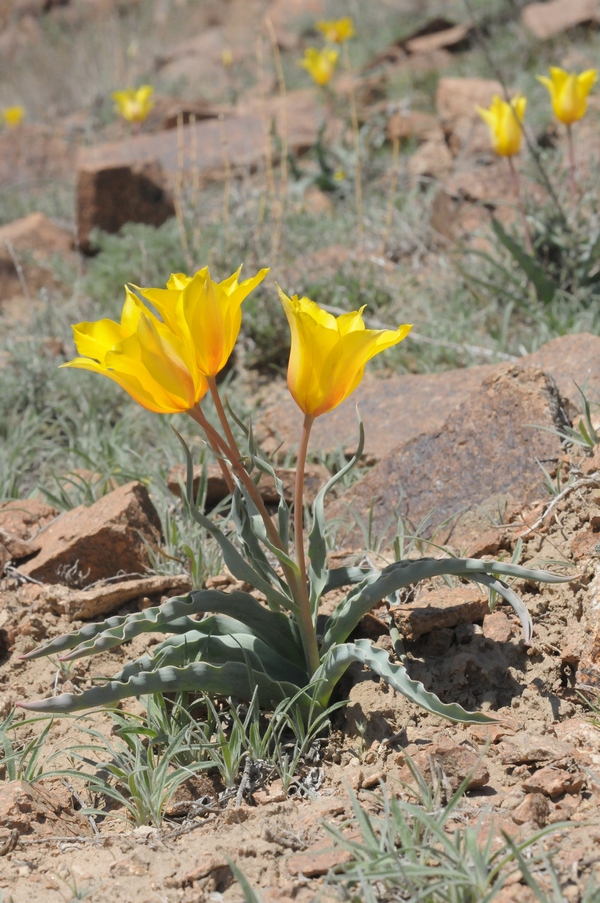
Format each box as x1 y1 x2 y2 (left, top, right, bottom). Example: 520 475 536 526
566 124 577 195
294 414 320 674
508 156 533 256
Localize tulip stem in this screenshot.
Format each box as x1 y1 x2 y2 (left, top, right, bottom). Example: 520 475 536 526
508 156 533 256
566 124 577 195
187 405 235 495
343 41 363 245
293 414 320 675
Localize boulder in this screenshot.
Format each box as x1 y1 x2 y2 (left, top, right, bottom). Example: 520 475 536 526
522 0 600 39
18 481 162 586
328 365 569 548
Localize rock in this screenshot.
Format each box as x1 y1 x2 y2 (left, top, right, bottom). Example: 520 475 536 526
482 611 513 644
0 780 92 837
522 0 600 40
386 110 443 144
18 481 162 586
154 27 238 94
408 139 453 183
43 573 193 620
287 846 352 877
498 732 574 765
0 212 74 302
405 20 473 55
399 738 490 792
436 76 503 155
0 124 75 189
0 528 39 562
264 0 324 50
522 765 585 798
167 462 329 507
0 498 58 541
392 586 489 642
164 855 231 889
76 90 320 250
329 366 569 548
511 792 550 827
76 159 175 253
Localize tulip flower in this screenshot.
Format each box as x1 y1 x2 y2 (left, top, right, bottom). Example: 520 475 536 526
477 94 527 158
136 265 269 379
536 67 597 125
299 47 339 87
537 66 597 192
316 16 355 44
62 266 268 413
111 85 155 124
278 288 412 418
3 106 25 128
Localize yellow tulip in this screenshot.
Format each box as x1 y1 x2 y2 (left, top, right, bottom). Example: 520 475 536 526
477 94 527 157
316 16 355 44
299 47 339 87
111 85 155 123
62 266 268 413
278 289 412 417
536 67 597 125
136 265 269 378
3 106 25 127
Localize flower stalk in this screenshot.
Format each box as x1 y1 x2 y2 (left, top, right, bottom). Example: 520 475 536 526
293 413 320 674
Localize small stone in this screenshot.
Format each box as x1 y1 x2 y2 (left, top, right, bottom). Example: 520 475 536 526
522 766 585 799
499 733 574 766
511 792 550 827
287 847 352 877
482 611 513 644
400 738 489 792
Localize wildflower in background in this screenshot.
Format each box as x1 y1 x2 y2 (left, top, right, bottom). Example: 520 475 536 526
477 94 527 157
537 66 597 192
62 266 268 412
111 85 155 124
299 47 339 87
536 66 597 125
277 288 411 417
316 16 355 44
221 48 233 67
3 106 25 128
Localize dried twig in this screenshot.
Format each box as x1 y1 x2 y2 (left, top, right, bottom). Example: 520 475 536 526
519 473 600 538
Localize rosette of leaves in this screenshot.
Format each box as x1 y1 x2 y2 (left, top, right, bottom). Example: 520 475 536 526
20 422 569 725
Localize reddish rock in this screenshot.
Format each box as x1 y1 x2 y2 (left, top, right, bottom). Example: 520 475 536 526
0 498 59 541
0 124 75 189
405 20 473 55
498 733 573 766
392 586 489 642
386 110 443 144
436 76 503 155
76 159 175 252
329 366 568 548
287 846 352 877
0 780 92 837
522 765 585 798
408 139 453 183
522 0 600 39
0 212 74 302
511 792 550 827
0 528 39 561
18 481 162 586
400 738 490 792
482 611 513 644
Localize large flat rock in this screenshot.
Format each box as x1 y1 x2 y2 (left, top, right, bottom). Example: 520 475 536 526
328 365 569 549
258 333 600 461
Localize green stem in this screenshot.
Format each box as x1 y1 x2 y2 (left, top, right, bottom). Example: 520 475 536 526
294 414 320 675
508 156 533 256
567 123 577 196
187 404 235 494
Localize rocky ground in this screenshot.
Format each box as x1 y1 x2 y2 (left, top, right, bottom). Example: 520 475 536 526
3 0 600 901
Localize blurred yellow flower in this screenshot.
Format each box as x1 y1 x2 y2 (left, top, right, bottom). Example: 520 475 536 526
299 47 339 87
316 16 355 44
111 85 155 124
221 48 233 67
62 266 268 413
536 66 597 125
477 94 526 157
277 288 412 417
3 106 25 128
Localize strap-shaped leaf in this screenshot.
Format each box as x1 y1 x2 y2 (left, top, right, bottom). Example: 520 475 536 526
112 628 309 686
19 661 311 716
308 414 365 617
322 565 379 593
172 426 291 611
314 639 496 724
24 590 305 670
247 419 291 551
230 486 292 607
321 556 570 652
492 218 558 304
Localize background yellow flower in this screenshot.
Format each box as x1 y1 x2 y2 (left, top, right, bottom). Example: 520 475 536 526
299 47 339 87
111 85 155 123
477 94 526 157
3 106 25 127
537 67 597 125
316 17 355 44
